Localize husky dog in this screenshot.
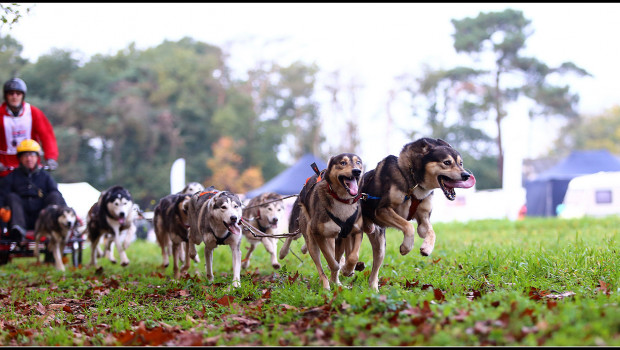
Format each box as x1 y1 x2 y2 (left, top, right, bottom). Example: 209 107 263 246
360 138 476 290
296 153 365 290
241 192 285 270
86 185 137 267
185 186 244 288
33 204 78 271
153 193 192 278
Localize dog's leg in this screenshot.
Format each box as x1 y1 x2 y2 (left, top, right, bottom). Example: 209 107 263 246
278 232 301 260
104 237 116 264
171 241 182 279
203 245 215 283
315 236 342 287
53 238 65 272
365 226 386 292
230 240 242 288
113 231 130 267
341 233 363 277
180 241 192 275
303 230 330 290
241 240 257 270
122 225 135 250
375 207 416 255
261 237 281 269
89 235 101 267
416 213 436 256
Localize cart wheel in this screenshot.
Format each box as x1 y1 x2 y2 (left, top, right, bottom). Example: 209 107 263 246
0 250 8 265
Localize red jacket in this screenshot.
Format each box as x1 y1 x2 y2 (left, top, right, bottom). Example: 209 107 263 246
0 102 58 177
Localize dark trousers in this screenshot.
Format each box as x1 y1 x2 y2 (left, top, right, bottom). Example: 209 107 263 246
7 191 66 231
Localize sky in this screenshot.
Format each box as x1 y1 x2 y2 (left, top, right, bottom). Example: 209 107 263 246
6 3 620 186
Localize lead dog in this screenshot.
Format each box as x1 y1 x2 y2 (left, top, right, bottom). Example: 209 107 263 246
297 153 365 290
241 192 285 270
153 193 192 278
86 185 137 267
33 204 79 271
185 186 244 288
360 137 476 290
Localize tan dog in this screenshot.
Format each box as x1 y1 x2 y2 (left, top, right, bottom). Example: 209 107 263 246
297 153 365 290
33 204 79 271
360 137 476 290
241 192 285 270
153 193 192 279
180 182 205 195
186 186 244 288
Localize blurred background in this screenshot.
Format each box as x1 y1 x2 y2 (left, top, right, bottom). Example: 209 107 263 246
2 3 619 223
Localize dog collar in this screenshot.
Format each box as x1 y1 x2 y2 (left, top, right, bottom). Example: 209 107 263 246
212 230 232 245
327 183 362 204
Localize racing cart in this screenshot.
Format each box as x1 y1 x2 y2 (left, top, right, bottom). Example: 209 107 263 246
0 226 84 267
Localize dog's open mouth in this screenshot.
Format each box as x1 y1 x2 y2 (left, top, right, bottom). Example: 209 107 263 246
339 175 360 196
224 221 241 235
269 220 278 229
438 173 476 201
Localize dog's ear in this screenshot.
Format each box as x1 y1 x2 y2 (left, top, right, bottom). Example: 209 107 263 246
436 138 452 148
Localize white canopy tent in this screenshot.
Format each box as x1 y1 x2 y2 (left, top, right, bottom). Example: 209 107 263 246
57 182 101 221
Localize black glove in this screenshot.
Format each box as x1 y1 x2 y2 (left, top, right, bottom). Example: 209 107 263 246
46 159 58 171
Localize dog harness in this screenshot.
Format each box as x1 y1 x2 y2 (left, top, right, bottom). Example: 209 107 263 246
326 206 360 239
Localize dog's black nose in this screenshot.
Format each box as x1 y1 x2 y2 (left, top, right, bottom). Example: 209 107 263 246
119 212 125 218
352 168 362 177
461 172 471 181
230 215 238 223
273 218 278 223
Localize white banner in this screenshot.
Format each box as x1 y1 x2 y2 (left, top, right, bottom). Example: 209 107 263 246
170 158 186 194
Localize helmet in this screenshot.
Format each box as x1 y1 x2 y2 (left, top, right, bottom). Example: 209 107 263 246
16 139 41 156
4 78 27 96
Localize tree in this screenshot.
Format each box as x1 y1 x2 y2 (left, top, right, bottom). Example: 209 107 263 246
450 9 591 186
0 3 30 30
0 34 28 80
205 136 263 193
552 105 620 156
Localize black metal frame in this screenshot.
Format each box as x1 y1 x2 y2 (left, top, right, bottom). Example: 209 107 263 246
0 230 84 267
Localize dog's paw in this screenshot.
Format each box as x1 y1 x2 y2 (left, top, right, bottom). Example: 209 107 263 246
300 244 308 254
399 243 413 256
241 260 250 269
354 261 366 271
420 244 433 256
121 261 129 267
272 262 281 270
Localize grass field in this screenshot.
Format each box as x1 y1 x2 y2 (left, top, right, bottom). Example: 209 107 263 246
0 216 618 346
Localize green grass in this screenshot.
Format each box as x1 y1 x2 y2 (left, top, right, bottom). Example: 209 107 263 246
0 216 618 346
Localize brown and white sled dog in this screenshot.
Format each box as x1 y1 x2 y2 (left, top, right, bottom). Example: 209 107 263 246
33 204 79 271
153 193 192 278
241 192 285 270
86 185 137 267
297 153 365 290
185 186 244 288
180 182 205 195
360 137 476 290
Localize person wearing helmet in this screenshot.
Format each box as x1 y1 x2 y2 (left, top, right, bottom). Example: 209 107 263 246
0 77 59 177
0 139 66 241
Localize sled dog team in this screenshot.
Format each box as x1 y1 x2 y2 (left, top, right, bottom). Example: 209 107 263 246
35 137 476 292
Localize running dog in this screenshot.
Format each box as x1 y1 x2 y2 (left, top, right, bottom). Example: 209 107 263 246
86 185 137 267
297 153 365 290
180 182 205 195
241 192 285 270
185 186 244 288
360 137 476 290
33 204 79 271
153 193 192 278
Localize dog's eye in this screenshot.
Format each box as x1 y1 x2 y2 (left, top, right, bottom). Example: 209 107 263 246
221 205 227 210
356 161 362 166
443 160 452 166
340 160 347 166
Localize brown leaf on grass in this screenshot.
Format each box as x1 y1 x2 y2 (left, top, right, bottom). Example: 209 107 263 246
433 288 446 303
404 279 419 289
173 331 204 346
287 271 300 284
421 284 434 290
596 280 611 295
261 288 272 299
216 295 235 306
491 300 500 307
466 289 482 301
546 299 557 310
432 258 441 264
451 308 470 322
35 302 45 315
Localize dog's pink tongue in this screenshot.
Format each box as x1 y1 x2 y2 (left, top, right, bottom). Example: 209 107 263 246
453 174 476 188
229 223 241 235
119 217 126 225
346 179 359 196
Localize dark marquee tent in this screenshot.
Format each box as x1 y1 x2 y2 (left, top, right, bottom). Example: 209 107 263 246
245 154 328 199
525 149 620 217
